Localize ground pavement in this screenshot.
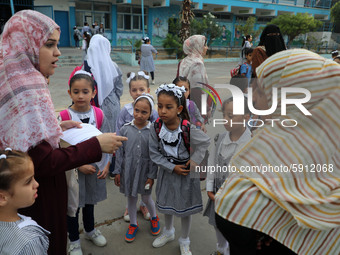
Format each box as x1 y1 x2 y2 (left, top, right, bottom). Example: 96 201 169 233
49 48 238 255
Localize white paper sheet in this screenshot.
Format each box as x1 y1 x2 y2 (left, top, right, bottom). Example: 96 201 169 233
61 123 110 170
61 123 102 145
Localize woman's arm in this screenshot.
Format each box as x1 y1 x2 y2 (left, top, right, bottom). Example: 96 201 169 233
29 137 102 178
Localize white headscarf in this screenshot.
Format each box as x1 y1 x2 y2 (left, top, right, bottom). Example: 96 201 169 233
87 34 119 106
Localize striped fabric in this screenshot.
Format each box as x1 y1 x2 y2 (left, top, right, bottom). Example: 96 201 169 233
0 214 49 254
215 49 340 255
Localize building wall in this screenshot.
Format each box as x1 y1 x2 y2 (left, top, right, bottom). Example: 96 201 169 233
35 0 70 11
151 5 180 46
33 0 331 47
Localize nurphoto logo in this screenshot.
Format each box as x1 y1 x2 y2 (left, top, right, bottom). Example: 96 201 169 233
198 83 312 128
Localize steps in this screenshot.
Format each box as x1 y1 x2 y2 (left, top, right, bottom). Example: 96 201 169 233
58 50 125 66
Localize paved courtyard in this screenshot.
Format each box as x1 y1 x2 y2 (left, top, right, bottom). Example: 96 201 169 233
49 48 238 255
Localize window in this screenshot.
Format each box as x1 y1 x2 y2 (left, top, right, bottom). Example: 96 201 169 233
117 5 148 31
75 1 111 29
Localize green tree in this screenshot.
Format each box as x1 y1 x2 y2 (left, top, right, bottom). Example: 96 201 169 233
270 13 322 45
168 17 181 36
162 33 183 58
190 12 222 47
331 1 340 24
235 16 262 40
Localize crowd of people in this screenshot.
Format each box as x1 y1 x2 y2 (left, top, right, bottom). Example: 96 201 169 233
0 9 339 255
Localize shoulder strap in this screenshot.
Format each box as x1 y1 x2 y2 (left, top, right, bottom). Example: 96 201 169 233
154 118 162 140
244 62 249 73
154 118 191 153
181 119 191 153
92 106 103 129
176 60 182 77
60 109 71 121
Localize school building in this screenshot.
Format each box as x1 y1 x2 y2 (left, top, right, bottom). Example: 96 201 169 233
1 0 332 47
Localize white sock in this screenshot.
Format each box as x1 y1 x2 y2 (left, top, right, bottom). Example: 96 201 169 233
127 196 138 225
141 194 157 218
181 215 192 239
164 214 175 236
215 226 228 254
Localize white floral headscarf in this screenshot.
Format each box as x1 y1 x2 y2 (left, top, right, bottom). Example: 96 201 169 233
179 35 208 88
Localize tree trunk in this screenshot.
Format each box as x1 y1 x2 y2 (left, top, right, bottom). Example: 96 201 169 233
180 0 194 43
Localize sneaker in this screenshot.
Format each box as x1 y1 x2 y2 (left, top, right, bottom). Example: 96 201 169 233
152 232 175 248
150 216 161 235
151 80 155 85
109 172 116 180
140 205 150 220
180 243 192 255
69 241 83 255
123 208 130 222
85 229 107 247
125 224 138 242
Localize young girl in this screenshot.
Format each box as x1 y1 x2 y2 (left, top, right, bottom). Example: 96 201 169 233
203 97 251 255
114 93 160 242
60 71 110 255
0 148 49 254
173 76 206 132
115 71 158 221
150 84 210 255
82 31 91 62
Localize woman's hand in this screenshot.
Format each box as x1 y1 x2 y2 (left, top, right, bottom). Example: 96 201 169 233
96 133 128 153
207 191 215 201
97 162 109 179
114 174 121 186
60 120 82 131
78 164 96 175
173 165 190 176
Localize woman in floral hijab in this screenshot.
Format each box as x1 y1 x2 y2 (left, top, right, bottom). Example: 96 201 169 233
0 10 125 255
179 35 213 122
179 35 209 88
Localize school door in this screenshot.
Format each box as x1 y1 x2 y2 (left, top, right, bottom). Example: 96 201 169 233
54 11 70 47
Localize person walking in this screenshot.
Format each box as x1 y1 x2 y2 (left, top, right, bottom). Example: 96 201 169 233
140 37 157 85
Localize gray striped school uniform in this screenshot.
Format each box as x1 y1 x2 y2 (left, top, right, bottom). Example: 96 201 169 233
140 44 157 72
114 121 158 197
67 107 110 207
203 129 252 226
149 123 210 217
0 214 49 255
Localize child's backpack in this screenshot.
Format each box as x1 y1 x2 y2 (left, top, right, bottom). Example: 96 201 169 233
154 118 190 153
154 118 208 180
230 62 248 78
59 106 104 130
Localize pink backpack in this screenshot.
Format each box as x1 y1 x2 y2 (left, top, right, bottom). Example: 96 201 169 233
230 62 248 78
59 106 104 130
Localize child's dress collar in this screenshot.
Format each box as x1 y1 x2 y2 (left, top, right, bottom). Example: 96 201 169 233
159 123 182 143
